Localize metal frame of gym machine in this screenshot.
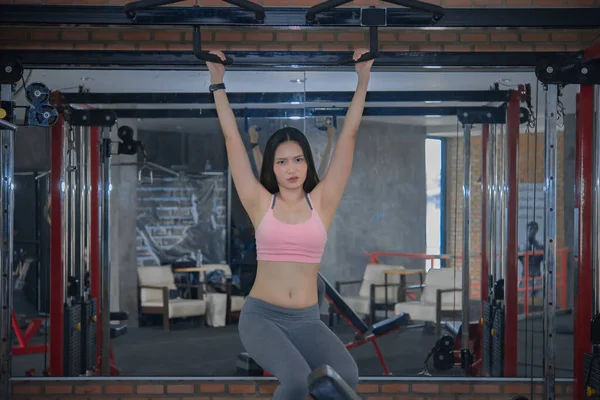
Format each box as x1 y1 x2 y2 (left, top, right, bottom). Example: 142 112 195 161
46 105 124 380
54 85 530 376
533 44 600 400
0 58 20 400
0 58 144 400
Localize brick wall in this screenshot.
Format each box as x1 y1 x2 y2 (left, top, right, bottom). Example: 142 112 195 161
9 378 574 399
0 1 599 52
444 130 565 298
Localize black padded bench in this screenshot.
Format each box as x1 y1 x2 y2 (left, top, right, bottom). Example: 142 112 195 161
319 272 410 375
109 311 129 339
308 365 362 400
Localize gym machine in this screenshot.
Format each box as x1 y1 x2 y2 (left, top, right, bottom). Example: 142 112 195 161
531 47 600 400
45 96 144 377
479 86 530 379
0 60 147 388
0 56 22 400
538 46 600 400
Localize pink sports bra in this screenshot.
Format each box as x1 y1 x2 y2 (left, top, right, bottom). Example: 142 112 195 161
255 193 327 264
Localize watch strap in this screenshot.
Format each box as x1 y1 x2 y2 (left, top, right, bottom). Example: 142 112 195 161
209 83 226 93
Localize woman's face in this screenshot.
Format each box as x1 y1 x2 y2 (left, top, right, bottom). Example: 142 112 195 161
273 141 307 191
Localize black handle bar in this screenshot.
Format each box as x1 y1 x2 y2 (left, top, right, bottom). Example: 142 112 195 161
338 51 378 65
193 26 234 65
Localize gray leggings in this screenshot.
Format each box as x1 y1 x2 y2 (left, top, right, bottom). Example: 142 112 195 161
238 296 359 400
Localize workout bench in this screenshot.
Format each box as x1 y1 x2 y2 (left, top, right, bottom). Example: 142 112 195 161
237 274 410 378
319 272 410 375
98 311 128 376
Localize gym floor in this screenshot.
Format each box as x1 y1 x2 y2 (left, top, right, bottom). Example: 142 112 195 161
11 313 574 378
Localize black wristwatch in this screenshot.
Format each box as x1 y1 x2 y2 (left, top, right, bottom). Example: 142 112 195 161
209 83 226 93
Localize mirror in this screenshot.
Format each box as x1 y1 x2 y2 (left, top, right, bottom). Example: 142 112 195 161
9 67 575 380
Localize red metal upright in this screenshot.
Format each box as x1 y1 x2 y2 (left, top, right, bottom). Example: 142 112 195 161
49 114 65 376
89 127 102 363
504 88 521 377
574 84 594 400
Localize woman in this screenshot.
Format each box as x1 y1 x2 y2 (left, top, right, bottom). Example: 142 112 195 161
206 49 373 399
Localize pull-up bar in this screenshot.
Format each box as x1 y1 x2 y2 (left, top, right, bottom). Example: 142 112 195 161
305 0 444 22
304 0 444 64
124 0 265 20
122 0 444 65
124 0 265 65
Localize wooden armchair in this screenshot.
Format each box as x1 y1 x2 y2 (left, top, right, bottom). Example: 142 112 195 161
331 263 406 326
393 267 480 335
137 266 207 331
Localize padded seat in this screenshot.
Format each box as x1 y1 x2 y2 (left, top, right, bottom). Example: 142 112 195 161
143 298 206 319
308 365 361 400
371 312 410 336
110 325 127 339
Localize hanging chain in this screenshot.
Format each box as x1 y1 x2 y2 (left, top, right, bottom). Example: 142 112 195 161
556 85 566 129
65 125 78 172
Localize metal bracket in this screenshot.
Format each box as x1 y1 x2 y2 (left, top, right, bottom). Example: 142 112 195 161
535 55 600 85
62 107 117 127
457 106 530 125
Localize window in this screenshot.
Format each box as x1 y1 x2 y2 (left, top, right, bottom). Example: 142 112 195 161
426 138 444 270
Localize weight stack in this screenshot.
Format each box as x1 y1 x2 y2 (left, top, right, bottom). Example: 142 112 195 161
64 303 83 376
482 301 492 375
491 304 505 377
584 353 600 396
75 298 98 373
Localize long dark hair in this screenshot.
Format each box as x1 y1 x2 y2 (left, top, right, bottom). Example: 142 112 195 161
259 126 319 194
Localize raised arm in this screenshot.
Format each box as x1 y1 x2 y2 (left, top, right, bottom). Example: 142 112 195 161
316 124 336 178
314 49 373 215
206 52 269 222
248 125 263 173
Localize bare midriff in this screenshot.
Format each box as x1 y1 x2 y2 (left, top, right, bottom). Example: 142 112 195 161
248 260 320 309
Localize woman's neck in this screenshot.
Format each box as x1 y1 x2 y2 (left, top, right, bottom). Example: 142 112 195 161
277 187 304 204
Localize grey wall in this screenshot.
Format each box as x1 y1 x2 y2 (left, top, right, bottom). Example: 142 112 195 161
109 119 140 318
317 119 428 290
